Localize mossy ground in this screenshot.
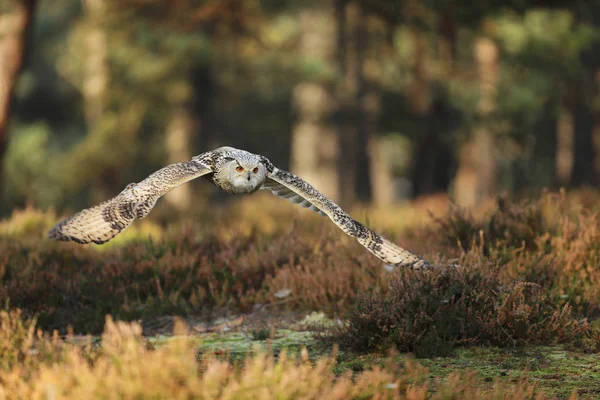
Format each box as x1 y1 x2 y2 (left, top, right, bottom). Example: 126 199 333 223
418 346 600 399
148 326 600 399
136 307 600 399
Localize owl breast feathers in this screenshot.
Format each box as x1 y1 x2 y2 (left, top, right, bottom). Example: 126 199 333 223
48 146 432 270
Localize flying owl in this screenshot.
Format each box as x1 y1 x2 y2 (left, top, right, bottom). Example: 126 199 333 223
48 146 431 270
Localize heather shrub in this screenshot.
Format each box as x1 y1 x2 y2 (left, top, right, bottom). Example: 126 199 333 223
330 259 591 357
0 221 388 333
1 190 599 357
429 194 547 255
351 191 600 356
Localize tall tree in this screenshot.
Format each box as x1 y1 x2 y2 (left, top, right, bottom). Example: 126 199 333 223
353 2 374 203
163 105 197 211
569 84 597 187
0 0 37 194
410 12 456 197
336 0 357 205
570 5 600 188
454 34 499 207
556 100 574 186
532 98 559 188
290 4 341 202
336 1 387 205
82 0 107 126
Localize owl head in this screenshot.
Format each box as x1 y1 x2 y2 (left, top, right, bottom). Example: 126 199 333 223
219 154 267 194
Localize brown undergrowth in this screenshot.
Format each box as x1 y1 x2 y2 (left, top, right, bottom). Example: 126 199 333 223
0 196 395 333
0 190 599 357
0 310 549 399
330 191 600 356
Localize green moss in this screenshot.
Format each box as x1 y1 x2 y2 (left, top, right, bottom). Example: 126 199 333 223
151 329 316 358
412 346 600 399
150 328 599 398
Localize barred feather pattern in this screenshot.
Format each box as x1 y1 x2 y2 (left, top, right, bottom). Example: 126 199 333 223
49 146 431 269
262 168 432 270
48 159 212 244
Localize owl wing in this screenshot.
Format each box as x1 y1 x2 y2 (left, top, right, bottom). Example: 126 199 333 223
48 157 213 244
262 166 431 269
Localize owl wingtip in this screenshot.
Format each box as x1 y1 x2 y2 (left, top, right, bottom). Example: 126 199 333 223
47 227 68 242
47 222 79 243
47 224 62 240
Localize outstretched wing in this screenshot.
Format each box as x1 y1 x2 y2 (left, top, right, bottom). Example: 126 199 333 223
262 166 431 269
48 157 213 244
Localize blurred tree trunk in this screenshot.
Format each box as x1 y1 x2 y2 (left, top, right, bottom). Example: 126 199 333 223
83 0 107 126
407 25 430 117
409 10 455 198
164 106 197 211
532 99 559 188
336 2 387 205
83 0 114 199
353 4 375 204
568 0 600 188
336 0 357 206
353 6 390 205
163 64 212 210
406 5 432 198
364 92 394 206
556 101 574 187
0 0 37 194
411 98 455 197
570 88 598 187
408 24 433 197
454 36 499 208
291 6 340 202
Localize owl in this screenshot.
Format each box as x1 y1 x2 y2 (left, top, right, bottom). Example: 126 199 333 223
48 146 431 270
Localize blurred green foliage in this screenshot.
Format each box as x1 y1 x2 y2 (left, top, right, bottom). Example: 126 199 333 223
3 0 600 215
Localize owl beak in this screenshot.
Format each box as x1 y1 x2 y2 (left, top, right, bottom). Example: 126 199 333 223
247 172 251 181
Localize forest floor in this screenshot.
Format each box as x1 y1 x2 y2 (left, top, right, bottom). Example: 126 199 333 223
0 191 599 399
140 310 600 399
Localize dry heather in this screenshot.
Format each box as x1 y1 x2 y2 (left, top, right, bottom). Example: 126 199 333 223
0 310 549 400
0 223 391 333
0 194 419 333
0 191 599 357
330 191 600 355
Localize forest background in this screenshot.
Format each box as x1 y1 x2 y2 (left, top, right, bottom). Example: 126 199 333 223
3 0 600 216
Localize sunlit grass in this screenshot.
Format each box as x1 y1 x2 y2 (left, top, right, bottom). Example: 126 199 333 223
0 311 550 400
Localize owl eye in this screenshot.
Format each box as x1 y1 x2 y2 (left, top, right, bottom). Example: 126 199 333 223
253 167 259 173
236 166 244 172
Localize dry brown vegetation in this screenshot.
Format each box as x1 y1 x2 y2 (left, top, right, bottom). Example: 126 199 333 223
330 191 600 356
0 310 551 399
0 190 599 397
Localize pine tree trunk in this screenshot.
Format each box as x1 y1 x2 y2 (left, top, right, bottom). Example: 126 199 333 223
164 107 196 211
532 99 559 189
82 0 108 126
569 2 600 188
409 11 455 198
82 0 113 199
339 2 382 205
0 0 37 196
364 93 394 206
570 89 598 187
334 0 356 205
408 25 434 198
291 7 340 202
556 102 574 187
454 36 499 208
336 0 357 206
353 2 373 203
